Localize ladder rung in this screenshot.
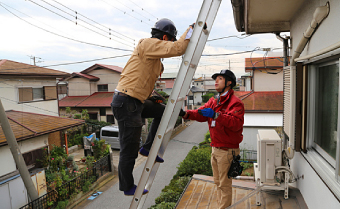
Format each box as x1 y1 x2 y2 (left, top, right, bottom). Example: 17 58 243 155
170 97 184 104
157 128 174 139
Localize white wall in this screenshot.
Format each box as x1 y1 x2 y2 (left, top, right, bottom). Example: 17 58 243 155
68 77 90 96
0 135 47 177
289 1 340 208
291 153 340 209
253 70 283 91
88 69 120 92
244 113 282 127
0 77 59 116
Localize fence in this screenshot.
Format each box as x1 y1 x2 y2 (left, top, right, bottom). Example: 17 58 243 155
20 154 111 209
240 149 257 162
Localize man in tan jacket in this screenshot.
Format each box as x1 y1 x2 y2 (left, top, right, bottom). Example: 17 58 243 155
111 18 192 196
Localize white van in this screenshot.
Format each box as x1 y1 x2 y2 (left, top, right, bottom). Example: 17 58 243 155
100 126 143 149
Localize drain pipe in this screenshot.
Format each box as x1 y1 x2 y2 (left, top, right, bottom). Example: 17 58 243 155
289 2 330 151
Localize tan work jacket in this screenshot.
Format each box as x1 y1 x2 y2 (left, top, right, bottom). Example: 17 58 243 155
116 28 190 102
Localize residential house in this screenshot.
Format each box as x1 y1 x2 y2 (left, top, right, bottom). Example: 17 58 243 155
242 57 284 92
157 72 177 95
0 59 69 116
60 63 123 123
232 0 340 208
0 110 83 209
235 91 283 157
192 76 215 91
0 59 84 208
239 73 251 91
186 86 207 110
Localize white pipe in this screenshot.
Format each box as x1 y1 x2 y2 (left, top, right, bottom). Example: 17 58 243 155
289 3 330 150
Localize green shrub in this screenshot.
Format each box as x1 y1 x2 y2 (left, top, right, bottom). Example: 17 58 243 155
174 146 212 178
162 176 191 193
149 202 176 209
201 92 216 103
55 200 68 209
155 190 181 204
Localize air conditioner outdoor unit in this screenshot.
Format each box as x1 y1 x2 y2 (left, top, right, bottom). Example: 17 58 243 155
256 129 282 183
254 129 294 205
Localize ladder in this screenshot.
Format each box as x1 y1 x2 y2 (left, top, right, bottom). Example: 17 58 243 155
130 0 222 208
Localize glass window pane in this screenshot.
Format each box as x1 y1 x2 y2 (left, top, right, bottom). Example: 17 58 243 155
315 63 339 159
33 88 43 100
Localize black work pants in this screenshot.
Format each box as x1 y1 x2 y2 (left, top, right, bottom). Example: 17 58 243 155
111 93 165 191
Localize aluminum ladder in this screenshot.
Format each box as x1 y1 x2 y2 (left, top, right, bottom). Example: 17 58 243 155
130 0 223 208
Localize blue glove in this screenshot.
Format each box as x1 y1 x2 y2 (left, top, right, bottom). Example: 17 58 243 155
198 108 215 118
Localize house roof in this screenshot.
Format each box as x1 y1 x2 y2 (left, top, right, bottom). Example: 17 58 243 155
245 57 285 69
235 91 283 112
65 72 100 81
0 59 70 77
161 72 178 79
0 110 84 146
81 63 123 74
190 86 207 93
59 95 89 107
59 92 114 108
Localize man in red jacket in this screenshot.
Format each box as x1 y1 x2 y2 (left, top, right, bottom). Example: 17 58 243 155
180 69 244 209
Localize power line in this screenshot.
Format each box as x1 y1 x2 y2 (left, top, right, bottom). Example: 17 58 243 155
201 49 259 56
0 3 134 52
112 0 153 22
207 33 250 42
99 0 153 27
51 0 135 41
27 0 134 47
127 0 158 20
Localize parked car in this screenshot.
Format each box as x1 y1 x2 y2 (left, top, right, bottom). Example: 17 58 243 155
100 126 143 149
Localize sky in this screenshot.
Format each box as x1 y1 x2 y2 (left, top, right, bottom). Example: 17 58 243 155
0 0 286 79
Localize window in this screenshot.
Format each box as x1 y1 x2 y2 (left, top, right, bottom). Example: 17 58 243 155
188 96 193 100
18 86 57 102
315 62 339 160
100 108 106 116
22 147 47 169
98 84 108 92
88 113 97 120
102 130 118 137
107 115 115 124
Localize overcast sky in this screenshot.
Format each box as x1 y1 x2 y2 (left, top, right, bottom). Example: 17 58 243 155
0 0 285 79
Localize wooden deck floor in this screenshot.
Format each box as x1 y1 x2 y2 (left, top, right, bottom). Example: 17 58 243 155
176 174 308 209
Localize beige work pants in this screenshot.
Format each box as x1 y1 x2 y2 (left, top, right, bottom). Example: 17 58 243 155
211 147 240 209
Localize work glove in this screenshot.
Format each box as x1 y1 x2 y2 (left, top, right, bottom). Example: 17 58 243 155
179 109 186 117
198 108 215 118
148 95 165 104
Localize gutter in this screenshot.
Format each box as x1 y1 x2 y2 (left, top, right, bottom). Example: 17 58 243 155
231 0 244 32
288 2 330 150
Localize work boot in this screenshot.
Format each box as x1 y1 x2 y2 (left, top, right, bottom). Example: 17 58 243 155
139 147 164 163
124 185 148 196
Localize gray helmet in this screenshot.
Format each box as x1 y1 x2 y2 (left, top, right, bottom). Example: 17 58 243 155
152 18 177 41
212 69 236 90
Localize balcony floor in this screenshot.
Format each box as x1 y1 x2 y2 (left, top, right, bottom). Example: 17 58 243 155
176 174 308 209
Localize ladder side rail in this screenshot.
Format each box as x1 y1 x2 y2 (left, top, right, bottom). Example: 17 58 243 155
130 0 222 208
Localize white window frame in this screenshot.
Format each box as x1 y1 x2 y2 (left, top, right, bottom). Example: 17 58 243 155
305 58 340 197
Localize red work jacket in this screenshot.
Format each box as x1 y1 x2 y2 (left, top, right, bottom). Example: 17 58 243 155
185 89 244 148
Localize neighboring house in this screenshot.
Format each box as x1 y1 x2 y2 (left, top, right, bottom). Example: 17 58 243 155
186 86 207 110
235 91 283 157
0 59 70 116
65 63 122 96
244 57 284 91
239 73 252 91
158 72 177 95
232 0 340 208
192 77 215 91
59 92 115 124
61 63 123 123
0 110 83 209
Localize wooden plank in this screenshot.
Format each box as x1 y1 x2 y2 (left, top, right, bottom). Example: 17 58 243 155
176 179 199 209
197 182 215 209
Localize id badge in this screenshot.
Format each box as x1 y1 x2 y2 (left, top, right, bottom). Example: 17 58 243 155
211 120 216 127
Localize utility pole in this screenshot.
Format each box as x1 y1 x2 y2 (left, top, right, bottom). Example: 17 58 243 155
229 59 230 69
0 100 39 201
28 55 43 66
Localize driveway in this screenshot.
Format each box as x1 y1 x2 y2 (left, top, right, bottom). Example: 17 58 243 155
82 121 209 209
